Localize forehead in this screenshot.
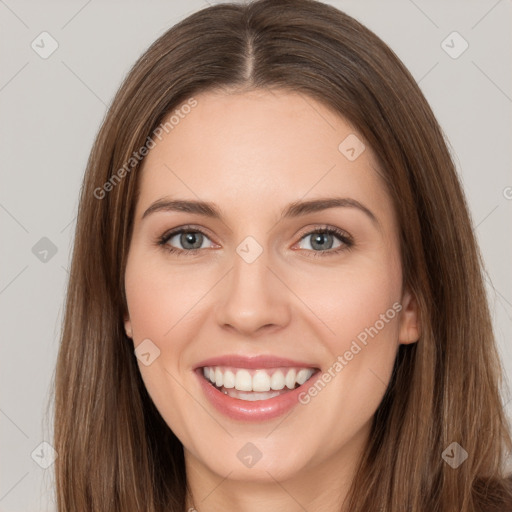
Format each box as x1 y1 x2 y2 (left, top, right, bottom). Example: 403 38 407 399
135 89 393 225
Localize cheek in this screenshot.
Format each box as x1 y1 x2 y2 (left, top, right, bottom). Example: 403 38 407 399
123 254 194 396
278 255 403 468
124 253 208 341
293 249 402 348
331 269 401 350
124 255 204 437
293 250 402 406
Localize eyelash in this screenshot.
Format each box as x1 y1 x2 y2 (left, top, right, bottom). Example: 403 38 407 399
156 224 354 258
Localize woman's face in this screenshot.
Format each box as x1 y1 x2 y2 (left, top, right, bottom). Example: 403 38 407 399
124 89 419 484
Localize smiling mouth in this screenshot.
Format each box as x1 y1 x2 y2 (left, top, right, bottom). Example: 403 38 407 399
200 365 319 401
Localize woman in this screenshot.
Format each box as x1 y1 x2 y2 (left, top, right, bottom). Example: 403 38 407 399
52 0 512 510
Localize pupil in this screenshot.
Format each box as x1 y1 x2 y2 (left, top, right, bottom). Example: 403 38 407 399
312 233 332 250
182 232 202 249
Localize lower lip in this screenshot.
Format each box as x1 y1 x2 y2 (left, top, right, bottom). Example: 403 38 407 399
195 368 317 422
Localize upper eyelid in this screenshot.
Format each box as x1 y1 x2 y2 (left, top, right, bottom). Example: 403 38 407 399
161 225 216 243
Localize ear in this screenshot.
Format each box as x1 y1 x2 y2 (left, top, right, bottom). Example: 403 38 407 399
398 288 421 345
124 314 133 339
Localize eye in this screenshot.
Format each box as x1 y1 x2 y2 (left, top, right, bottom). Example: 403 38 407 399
157 225 216 255
157 225 353 257
294 226 353 257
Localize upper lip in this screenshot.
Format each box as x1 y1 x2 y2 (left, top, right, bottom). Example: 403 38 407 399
194 354 320 370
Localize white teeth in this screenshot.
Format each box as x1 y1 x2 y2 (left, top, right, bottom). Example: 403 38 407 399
215 367 223 388
270 370 285 390
296 368 313 385
252 370 271 392
202 366 316 392
235 369 252 391
285 369 297 389
223 370 235 388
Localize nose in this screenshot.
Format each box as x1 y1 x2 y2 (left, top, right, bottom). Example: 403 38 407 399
215 245 292 337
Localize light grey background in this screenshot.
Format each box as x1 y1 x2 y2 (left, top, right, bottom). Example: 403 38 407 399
1 1 511 510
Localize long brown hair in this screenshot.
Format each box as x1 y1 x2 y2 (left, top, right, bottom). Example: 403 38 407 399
49 0 512 510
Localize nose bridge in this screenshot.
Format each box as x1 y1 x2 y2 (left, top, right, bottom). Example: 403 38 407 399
215 234 290 334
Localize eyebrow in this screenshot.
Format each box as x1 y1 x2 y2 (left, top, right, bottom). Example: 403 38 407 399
141 196 379 227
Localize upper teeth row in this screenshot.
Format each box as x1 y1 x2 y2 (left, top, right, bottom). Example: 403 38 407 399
202 366 315 392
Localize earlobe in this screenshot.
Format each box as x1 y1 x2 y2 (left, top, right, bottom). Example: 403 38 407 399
398 288 421 345
124 315 133 339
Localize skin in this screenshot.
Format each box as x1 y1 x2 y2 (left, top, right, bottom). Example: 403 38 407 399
123 89 420 512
